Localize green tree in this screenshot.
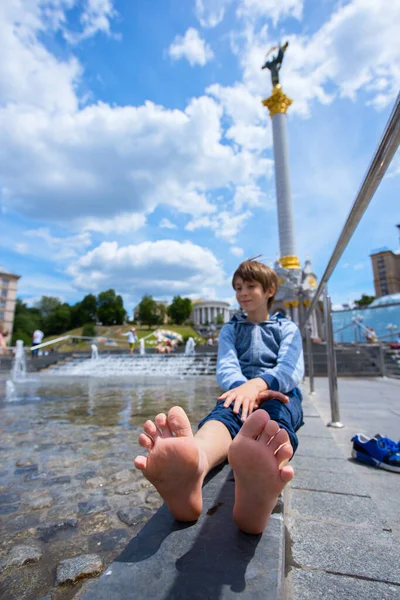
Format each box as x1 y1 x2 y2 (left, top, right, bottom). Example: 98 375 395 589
354 294 375 308
167 296 193 325
97 289 126 325
12 299 42 345
216 313 225 325
34 296 62 319
45 303 71 335
70 294 98 328
138 295 160 328
82 322 97 337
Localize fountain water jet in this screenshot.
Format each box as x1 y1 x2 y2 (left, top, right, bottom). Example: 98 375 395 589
140 338 145 355
185 337 196 356
11 340 27 382
91 344 99 360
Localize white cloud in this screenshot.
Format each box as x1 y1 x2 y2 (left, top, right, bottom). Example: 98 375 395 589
230 246 244 257
168 28 214 67
236 0 303 26
24 227 92 260
236 0 400 116
159 218 177 229
194 0 231 28
67 240 226 296
207 82 272 151
186 210 252 242
0 0 80 113
75 0 117 41
80 213 147 234
233 184 267 210
0 95 265 231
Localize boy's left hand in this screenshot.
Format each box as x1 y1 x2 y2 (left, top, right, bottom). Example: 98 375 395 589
219 379 267 421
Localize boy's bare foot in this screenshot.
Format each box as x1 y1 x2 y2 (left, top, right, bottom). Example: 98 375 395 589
228 410 294 535
134 407 208 521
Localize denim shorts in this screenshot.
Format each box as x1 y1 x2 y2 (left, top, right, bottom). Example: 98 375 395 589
198 388 304 454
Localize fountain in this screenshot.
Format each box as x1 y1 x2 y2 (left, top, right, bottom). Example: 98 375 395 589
185 337 196 356
11 340 27 382
140 338 145 355
91 344 99 360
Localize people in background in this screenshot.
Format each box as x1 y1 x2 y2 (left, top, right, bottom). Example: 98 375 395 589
122 327 138 355
0 329 8 355
32 329 44 357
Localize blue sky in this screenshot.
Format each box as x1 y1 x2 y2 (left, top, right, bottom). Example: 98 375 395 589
0 0 399 313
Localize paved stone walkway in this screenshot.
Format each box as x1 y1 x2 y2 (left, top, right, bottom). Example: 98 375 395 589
286 378 400 599
76 379 399 599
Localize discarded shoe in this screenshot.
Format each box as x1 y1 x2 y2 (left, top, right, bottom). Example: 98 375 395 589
374 433 400 452
351 433 400 473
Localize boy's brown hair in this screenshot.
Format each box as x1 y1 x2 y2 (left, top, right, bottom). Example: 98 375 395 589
232 259 278 310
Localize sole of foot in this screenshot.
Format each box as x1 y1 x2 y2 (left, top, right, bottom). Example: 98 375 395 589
228 411 294 535
134 406 207 521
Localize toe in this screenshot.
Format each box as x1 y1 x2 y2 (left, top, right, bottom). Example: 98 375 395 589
280 465 294 484
155 413 172 437
269 428 290 452
144 419 159 440
259 419 280 444
275 442 293 467
134 455 148 471
167 406 193 437
239 410 270 439
139 433 153 450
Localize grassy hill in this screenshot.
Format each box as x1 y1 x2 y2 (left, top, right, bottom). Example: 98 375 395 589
42 324 205 352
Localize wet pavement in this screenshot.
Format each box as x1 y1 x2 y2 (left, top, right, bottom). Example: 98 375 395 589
0 375 220 600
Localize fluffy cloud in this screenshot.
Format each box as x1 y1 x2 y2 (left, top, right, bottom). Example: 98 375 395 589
236 0 303 25
168 28 214 66
0 96 267 228
235 0 400 116
194 0 231 28
159 218 177 229
24 228 92 260
186 210 252 242
0 1 268 234
230 246 244 257
67 240 226 296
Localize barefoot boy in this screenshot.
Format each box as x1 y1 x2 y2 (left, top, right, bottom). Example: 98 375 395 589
134 259 304 534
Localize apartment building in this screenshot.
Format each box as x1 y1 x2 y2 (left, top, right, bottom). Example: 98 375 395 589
0 267 20 344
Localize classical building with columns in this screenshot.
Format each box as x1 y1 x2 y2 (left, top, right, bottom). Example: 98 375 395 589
191 300 231 326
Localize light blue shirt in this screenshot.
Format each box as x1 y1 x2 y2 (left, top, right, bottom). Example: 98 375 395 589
216 312 304 394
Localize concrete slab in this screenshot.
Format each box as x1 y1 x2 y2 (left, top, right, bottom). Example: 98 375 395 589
295 436 346 459
291 469 370 496
82 464 285 600
290 455 354 474
287 489 386 528
289 568 400 600
287 517 400 584
297 419 333 439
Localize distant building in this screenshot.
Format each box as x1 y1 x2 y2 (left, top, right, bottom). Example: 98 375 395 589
0 267 20 344
191 300 231 325
370 247 400 298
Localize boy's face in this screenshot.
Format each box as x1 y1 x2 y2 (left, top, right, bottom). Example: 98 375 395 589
234 277 274 312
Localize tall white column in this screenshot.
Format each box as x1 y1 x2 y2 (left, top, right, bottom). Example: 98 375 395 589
271 113 296 259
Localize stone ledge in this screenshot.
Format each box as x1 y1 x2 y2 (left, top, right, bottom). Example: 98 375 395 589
81 464 286 600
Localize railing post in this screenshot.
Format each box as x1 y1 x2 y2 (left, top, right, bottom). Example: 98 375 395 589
323 287 343 428
378 343 387 377
305 321 315 395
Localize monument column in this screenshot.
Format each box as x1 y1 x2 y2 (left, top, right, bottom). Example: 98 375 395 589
263 85 299 269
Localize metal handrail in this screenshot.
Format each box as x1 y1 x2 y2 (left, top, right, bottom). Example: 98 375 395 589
304 93 400 325
302 93 400 425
